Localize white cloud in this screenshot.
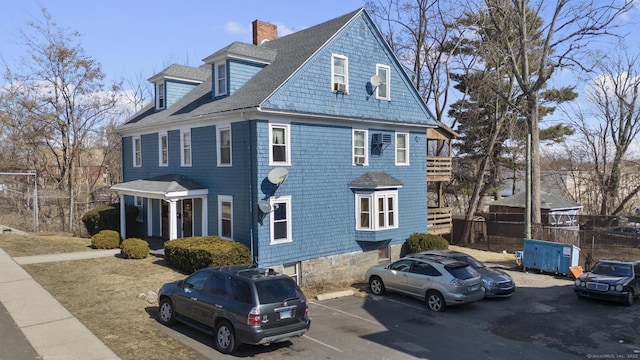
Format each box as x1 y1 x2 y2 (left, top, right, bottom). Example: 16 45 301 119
224 21 247 35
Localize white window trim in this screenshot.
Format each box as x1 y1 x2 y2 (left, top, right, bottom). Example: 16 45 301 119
133 136 142 168
331 53 349 93
217 125 232 167
218 195 233 239
395 132 410 166
270 195 292 245
269 123 291 166
215 63 227 96
352 129 368 166
376 64 391 101
355 190 399 231
159 132 168 167
156 83 165 109
180 129 192 167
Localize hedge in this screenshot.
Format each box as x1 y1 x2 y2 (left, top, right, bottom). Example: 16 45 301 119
121 238 150 259
405 233 449 254
164 236 252 273
91 230 122 249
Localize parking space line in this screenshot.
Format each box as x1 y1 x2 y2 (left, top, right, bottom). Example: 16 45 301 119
309 300 382 326
303 335 343 352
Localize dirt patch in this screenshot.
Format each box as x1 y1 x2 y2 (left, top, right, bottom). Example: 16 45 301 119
23 256 206 360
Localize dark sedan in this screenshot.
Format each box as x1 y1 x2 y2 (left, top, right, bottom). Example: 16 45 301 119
420 250 516 298
574 260 640 306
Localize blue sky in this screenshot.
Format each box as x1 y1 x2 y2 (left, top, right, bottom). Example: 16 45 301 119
0 0 366 86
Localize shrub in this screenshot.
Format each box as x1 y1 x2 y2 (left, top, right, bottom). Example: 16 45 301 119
165 236 252 273
405 233 449 254
121 238 149 259
81 203 139 236
91 230 121 249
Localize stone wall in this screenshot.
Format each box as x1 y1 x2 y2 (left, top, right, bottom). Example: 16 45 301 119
296 244 404 286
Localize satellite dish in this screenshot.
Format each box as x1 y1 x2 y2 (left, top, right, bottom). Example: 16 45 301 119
267 167 289 185
258 200 272 213
370 75 384 87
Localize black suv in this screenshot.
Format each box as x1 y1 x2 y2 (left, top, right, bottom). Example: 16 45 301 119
158 265 311 354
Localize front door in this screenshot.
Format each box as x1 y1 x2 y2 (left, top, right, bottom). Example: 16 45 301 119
182 199 193 238
161 201 169 240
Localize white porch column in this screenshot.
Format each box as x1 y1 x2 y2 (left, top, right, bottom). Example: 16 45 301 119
201 196 208 236
146 197 152 237
169 200 178 240
119 194 126 240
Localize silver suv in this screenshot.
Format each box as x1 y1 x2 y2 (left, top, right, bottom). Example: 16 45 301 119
158 265 311 354
365 253 485 311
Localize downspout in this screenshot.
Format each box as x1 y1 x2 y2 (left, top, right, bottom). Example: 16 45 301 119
247 113 257 265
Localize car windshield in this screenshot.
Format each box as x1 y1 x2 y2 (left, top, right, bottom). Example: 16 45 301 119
445 264 477 280
591 262 633 277
460 256 484 269
254 278 299 304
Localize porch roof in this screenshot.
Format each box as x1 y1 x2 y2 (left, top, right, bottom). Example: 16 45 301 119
110 174 208 200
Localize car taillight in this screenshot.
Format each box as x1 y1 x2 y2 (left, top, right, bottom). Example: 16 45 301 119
304 305 309 318
247 307 260 327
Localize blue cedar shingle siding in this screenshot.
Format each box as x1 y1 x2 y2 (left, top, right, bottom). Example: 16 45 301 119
114 8 436 267
166 80 199 109
229 60 265 96
252 121 428 266
262 14 434 125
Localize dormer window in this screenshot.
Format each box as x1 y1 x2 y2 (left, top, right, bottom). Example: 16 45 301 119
332 54 348 93
215 63 227 96
156 83 165 109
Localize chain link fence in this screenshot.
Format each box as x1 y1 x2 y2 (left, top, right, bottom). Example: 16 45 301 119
450 215 640 269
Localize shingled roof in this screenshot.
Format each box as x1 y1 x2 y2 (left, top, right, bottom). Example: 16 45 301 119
349 172 404 189
118 8 362 133
492 192 582 211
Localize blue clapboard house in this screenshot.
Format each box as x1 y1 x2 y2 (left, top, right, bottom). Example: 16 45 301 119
112 8 440 283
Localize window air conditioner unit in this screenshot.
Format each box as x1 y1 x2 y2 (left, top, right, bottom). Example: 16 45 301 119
354 156 365 165
333 82 346 92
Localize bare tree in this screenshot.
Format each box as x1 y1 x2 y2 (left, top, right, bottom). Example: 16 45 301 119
566 50 640 216
484 0 633 224
1 8 121 233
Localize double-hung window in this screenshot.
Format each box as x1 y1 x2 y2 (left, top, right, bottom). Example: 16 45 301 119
181 130 192 166
269 124 290 165
215 63 227 96
270 196 292 244
159 132 168 166
217 126 232 166
218 195 233 239
353 129 368 166
332 54 348 93
355 190 399 230
133 136 142 167
395 132 409 165
376 64 390 100
156 83 165 109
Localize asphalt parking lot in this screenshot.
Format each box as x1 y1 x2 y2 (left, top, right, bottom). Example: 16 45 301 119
160 268 640 360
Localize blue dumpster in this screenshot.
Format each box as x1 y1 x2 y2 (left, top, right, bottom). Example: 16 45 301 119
523 238 580 276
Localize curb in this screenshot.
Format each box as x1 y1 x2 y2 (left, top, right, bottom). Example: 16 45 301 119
315 290 354 301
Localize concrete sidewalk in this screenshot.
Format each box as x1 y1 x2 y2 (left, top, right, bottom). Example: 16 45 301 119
0 248 120 360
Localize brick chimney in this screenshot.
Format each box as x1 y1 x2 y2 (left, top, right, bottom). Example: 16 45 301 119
252 20 277 45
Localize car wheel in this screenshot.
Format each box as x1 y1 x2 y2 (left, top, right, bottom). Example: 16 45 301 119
369 276 385 295
158 298 176 326
624 289 634 306
426 290 445 312
215 320 238 354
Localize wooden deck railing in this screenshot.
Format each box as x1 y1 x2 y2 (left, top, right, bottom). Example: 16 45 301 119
427 207 453 235
427 156 452 182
